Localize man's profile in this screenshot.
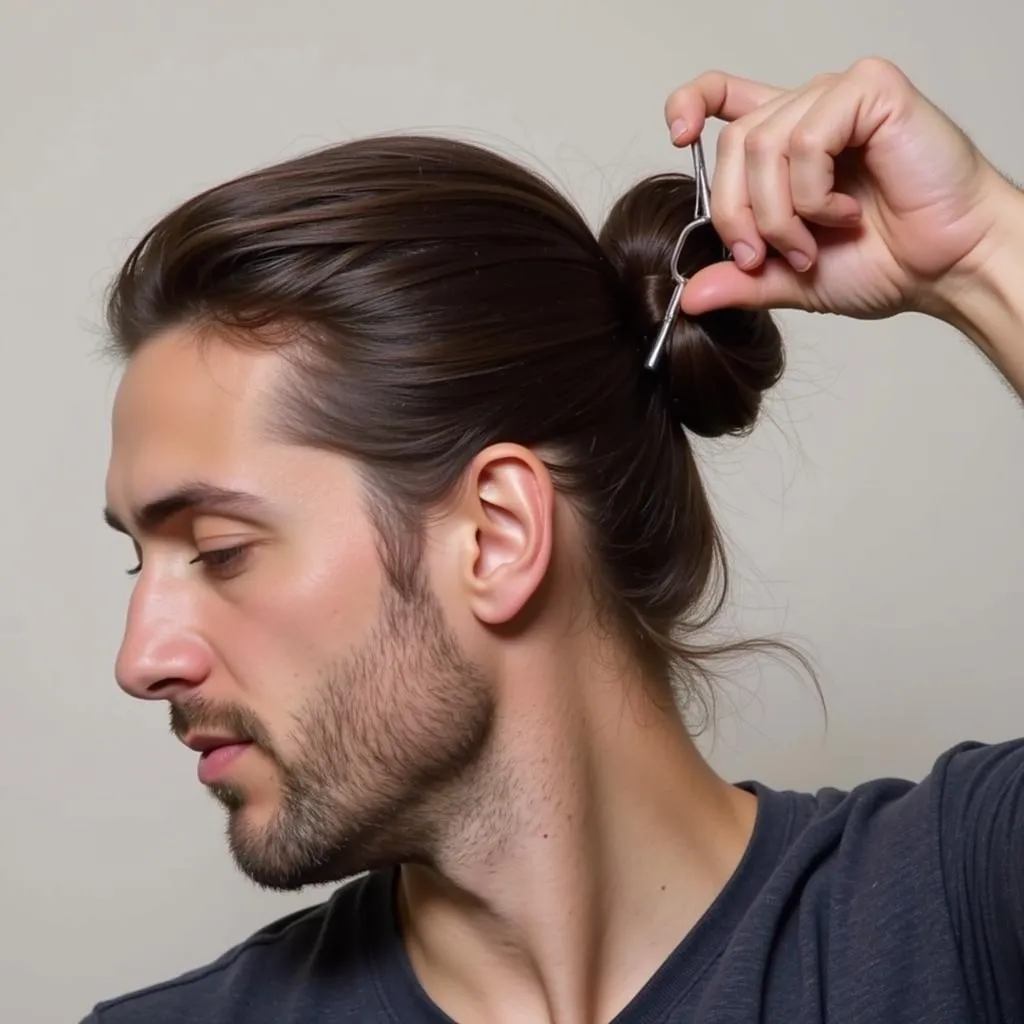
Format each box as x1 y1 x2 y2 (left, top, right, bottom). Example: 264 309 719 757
83 59 1024 1024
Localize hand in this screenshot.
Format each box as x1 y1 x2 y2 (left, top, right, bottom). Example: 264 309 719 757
664 58 1016 321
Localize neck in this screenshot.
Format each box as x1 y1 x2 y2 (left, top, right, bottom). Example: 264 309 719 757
395 640 757 1024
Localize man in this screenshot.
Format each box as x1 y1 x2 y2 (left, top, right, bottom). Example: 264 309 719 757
84 58 1023 1023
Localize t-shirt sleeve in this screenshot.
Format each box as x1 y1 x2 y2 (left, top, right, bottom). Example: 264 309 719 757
935 738 1024 1023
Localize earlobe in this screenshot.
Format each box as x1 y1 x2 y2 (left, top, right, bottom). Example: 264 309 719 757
464 445 554 626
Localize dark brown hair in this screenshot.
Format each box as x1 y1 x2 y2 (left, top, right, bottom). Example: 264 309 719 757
105 134 810 726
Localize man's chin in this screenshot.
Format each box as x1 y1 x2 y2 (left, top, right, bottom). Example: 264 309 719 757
209 775 285 829
213 799 341 891
227 835 349 892
209 779 409 890
219 793 293 851
208 781 247 812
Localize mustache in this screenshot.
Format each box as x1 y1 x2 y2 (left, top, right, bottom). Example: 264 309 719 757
169 696 273 752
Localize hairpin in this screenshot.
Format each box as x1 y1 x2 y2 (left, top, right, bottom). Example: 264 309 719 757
644 136 715 372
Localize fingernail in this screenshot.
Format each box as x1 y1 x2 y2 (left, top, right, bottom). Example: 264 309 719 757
788 250 812 272
669 119 688 142
732 242 757 268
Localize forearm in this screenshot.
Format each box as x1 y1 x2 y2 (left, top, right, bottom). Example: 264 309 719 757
935 177 1024 399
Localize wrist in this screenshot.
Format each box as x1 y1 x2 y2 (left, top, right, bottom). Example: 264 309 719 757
928 173 1024 392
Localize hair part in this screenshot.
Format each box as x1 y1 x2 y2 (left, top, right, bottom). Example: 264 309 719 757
105 133 817 730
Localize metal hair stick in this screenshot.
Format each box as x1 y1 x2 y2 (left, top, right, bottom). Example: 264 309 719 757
644 136 714 372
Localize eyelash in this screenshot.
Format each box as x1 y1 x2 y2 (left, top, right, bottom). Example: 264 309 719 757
126 545 250 578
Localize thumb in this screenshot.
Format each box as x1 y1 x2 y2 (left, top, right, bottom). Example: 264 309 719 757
680 258 812 315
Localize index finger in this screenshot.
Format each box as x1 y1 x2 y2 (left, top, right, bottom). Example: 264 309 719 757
664 71 786 144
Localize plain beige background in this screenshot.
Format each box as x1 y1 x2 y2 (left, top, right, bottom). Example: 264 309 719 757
2 2 1022 1021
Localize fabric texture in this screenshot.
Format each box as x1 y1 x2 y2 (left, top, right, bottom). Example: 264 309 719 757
81 739 1024 1023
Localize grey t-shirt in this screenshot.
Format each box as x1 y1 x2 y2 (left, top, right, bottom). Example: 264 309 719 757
80 739 1024 1023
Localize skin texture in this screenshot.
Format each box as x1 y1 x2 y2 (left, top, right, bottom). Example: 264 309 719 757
103 58 1024 1024
105 330 757 1023
106 335 504 890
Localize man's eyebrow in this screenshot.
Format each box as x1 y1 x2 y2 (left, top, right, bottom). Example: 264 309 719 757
103 483 272 536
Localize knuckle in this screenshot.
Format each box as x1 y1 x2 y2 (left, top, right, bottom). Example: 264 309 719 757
696 68 727 91
791 183 820 209
666 69 725 116
792 193 822 218
790 126 821 158
850 55 906 86
744 127 775 158
758 213 797 241
709 194 747 241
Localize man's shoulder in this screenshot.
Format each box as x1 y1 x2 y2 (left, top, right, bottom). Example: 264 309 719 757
801 736 1024 820
82 870 389 1024
891 736 1019 809
741 736 1024 903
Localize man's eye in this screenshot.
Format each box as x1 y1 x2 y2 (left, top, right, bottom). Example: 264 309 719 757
123 545 252 579
190 545 250 576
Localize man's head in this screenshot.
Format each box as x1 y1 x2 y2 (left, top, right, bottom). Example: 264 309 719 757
102 135 785 890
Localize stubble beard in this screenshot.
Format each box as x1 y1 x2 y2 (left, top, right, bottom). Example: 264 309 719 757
216 570 500 891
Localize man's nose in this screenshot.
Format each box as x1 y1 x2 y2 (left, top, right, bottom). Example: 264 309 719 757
115 575 211 701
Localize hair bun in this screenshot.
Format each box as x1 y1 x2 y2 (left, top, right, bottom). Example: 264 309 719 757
599 174 784 438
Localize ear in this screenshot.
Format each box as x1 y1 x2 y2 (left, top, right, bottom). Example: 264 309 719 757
455 444 555 626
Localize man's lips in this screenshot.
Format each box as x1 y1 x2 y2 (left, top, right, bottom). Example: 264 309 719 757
182 733 248 753
182 734 255 785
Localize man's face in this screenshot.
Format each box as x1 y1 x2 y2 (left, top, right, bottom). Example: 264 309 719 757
104 329 494 890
